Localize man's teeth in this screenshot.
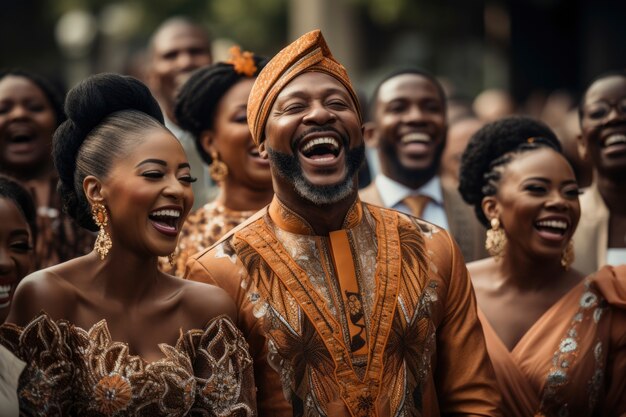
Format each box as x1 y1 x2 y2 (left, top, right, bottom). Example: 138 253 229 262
301 137 339 153
605 134 626 147
536 220 567 230
151 209 181 218
0 284 11 293
401 132 431 144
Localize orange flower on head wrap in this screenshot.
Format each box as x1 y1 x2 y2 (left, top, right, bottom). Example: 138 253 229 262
246 29 362 146
227 46 257 77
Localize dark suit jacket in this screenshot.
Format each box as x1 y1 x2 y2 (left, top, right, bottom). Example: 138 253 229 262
360 180 488 262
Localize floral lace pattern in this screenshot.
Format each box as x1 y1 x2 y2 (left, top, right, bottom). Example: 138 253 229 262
0 313 256 416
161 201 258 276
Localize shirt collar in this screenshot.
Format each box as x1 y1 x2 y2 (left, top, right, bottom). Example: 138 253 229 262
268 195 363 235
375 174 444 207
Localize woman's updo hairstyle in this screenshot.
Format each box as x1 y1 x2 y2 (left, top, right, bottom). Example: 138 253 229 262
0 69 66 127
459 116 562 227
0 175 38 246
175 48 267 165
53 73 165 231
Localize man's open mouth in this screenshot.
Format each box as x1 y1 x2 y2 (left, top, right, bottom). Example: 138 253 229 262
299 136 341 161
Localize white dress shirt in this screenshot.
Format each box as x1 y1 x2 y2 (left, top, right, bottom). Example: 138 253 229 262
375 174 449 230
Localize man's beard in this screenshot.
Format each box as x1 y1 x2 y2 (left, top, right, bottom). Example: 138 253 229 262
266 143 365 206
379 137 445 184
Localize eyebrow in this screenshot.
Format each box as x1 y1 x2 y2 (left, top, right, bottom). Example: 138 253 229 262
279 87 351 101
9 229 30 238
135 159 191 170
524 177 578 185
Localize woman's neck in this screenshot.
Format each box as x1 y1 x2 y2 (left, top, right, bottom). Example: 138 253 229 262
497 247 570 291
89 248 161 304
597 175 626 215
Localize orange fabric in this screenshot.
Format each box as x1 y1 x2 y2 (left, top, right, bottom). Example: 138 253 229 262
246 29 362 145
185 199 502 416
402 194 432 218
328 229 368 355
480 265 626 416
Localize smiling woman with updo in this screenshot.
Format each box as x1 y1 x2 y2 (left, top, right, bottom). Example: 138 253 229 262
458 116 626 416
0 73 256 416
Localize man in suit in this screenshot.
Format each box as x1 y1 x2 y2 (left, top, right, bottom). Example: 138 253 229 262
361 69 488 261
146 17 216 209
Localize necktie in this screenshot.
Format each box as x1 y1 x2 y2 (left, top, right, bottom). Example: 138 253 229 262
402 194 431 218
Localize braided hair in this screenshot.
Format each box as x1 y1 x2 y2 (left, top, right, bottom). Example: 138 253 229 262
52 73 165 231
175 55 267 165
0 175 37 246
458 116 562 227
0 69 66 127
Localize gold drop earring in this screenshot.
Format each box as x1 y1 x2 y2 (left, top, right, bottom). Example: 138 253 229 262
92 203 112 260
485 218 507 260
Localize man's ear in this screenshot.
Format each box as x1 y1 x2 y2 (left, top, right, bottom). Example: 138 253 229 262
83 175 104 206
481 196 499 223
259 141 268 159
363 121 379 149
576 132 588 160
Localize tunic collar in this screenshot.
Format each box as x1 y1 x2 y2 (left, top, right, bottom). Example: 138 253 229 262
268 195 363 235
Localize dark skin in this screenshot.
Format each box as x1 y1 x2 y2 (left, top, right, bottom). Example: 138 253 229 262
364 73 447 190
259 72 363 235
200 78 273 212
579 75 626 248
147 21 212 123
468 149 584 351
0 76 59 211
6 127 235 362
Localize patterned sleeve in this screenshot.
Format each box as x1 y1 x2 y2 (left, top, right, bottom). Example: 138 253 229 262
432 232 503 416
183 315 257 417
0 314 75 416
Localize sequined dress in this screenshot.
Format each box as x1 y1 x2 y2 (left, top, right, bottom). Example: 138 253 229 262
0 313 257 416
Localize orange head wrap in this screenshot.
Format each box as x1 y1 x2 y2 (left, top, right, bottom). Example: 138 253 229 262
247 29 362 146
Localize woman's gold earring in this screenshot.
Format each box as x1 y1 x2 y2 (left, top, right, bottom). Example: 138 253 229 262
208 150 228 182
168 252 175 267
486 218 507 260
561 240 575 270
92 203 112 260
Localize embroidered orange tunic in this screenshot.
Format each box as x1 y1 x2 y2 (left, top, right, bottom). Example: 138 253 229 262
186 197 502 416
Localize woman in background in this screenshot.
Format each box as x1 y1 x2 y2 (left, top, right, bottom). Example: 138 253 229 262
0 175 36 323
0 73 256 416
0 69 93 268
459 116 626 416
166 48 273 275
0 175 36 416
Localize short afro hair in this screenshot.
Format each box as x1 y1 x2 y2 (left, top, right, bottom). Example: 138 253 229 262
458 116 562 227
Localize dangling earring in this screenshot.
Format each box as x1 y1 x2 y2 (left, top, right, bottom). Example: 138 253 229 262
561 240 575 270
92 203 112 260
486 218 507 260
168 252 175 267
208 150 228 182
